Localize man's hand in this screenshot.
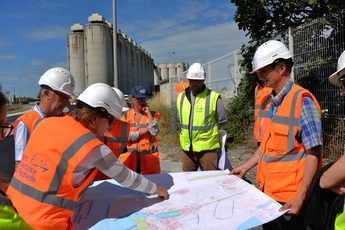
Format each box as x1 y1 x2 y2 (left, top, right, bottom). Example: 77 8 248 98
229 165 247 178
279 194 304 215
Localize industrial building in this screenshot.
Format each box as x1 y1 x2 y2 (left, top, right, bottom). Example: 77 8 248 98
67 13 156 96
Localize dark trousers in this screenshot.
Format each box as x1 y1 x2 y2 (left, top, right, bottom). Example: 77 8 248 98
262 203 306 230
182 147 218 171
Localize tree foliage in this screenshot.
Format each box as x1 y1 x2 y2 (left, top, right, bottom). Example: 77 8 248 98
231 0 345 97
225 93 253 144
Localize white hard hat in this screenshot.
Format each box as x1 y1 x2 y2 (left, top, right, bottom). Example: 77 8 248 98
38 67 75 96
329 50 345 86
187 63 206 80
113 87 129 112
250 40 293 74
77 83 122 120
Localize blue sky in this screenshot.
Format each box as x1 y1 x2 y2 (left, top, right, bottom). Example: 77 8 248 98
0 0 249 97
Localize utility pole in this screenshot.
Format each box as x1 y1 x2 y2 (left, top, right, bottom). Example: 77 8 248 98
172 52 176 63
113 0 118 87
18 77 22 104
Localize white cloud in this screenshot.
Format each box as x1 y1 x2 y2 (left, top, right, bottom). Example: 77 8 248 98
24 25 69 41
29 60 46 66
141 22 249 65
0 54 21 60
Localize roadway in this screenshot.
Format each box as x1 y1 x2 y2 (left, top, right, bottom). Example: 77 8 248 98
0 105 75 184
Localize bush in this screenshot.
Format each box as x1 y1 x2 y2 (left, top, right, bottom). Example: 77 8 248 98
225 93 253 144
148 93 180 146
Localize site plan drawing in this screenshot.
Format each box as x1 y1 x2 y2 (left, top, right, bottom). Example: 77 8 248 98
73 170 287 230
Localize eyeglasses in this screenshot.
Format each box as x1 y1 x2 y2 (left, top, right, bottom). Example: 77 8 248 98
104 116 115 125
51 90 71 102
339 75 345 90
0 123 14 138
135 98 146 104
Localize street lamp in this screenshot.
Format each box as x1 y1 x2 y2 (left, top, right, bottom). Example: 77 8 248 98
11 87 15 104
171 52 176 63
18 77 22 104
113 0 118 88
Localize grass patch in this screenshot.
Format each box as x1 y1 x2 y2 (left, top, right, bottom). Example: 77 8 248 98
148 93 180 147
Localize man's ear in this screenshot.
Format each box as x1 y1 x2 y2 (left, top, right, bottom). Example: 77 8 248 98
43 89 51 99
277 62 287 74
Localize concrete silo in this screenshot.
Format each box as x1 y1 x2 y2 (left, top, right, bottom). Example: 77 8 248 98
67 23 85 95
158 63 168 81
167 63 176 77
68 13 155 96
84 13 113 86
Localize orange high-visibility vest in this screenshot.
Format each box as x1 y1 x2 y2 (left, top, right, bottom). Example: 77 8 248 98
256 84 322 202
253 83 272 143
120 109 161 175
175 81 189 96
7 116 100 230
14 111 68 139
14 110 41 138
94 120 130 181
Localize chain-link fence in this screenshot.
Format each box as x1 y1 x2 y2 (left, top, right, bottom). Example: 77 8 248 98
291 10 345 161
168 50 244 134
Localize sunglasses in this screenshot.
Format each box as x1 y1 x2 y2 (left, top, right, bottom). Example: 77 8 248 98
135 98 147 103
0 123 14 138
104 116 115 125
339 76 345 90
51 90 71 102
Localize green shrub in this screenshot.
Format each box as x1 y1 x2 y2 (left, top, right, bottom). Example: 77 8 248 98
225 93 253 144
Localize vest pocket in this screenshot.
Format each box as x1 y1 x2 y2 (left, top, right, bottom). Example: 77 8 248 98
266 163 298 193
270 124 289 154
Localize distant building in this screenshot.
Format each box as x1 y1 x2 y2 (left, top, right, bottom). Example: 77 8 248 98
67 13 155 96
154 62 189 104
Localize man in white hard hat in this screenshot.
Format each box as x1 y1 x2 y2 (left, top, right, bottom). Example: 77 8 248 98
176 62 228 171
230 40 323 230
14 67 75 167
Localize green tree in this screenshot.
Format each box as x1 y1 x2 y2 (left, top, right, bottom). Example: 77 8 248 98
231 0 345 96
227 1 345 142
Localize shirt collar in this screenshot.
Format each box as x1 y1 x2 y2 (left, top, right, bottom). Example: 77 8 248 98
270 78 293 106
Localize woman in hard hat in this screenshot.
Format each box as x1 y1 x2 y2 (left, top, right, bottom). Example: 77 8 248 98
6 83 168 230
94 87 130 181
0 85 33 229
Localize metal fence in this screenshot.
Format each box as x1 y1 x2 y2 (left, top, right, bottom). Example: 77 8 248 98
168 50 244 134
291 9 345 161
167 10 345 161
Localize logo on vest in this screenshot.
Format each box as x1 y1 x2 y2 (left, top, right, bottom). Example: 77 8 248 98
195 105 203 113
16 153 49 183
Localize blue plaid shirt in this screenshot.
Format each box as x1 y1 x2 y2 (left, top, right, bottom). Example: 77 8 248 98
270 79 322 150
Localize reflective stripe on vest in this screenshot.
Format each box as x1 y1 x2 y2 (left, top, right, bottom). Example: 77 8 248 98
177 88 219 152
123 111 159 155
257 95 271 139
258 89 305 161
14 111 41 138
10 132 96 211
107 121 129 154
